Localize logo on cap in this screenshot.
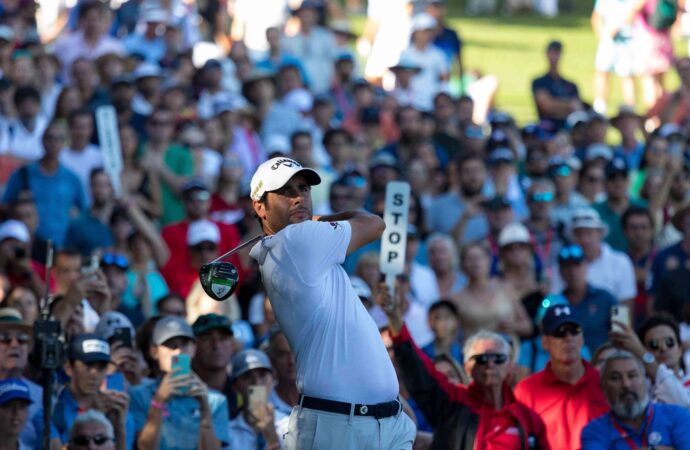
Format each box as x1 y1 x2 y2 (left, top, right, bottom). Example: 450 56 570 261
0 382 28 396
270 158 300 170
553 306 572 317
82 339 110 355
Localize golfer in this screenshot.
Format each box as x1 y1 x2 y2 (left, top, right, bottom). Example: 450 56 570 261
248 157 415 449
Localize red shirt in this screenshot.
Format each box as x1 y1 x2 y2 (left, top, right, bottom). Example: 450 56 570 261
161 219 242 297
514 361 609 450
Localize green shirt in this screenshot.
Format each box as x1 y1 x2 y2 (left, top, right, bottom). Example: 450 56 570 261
593 198 648 251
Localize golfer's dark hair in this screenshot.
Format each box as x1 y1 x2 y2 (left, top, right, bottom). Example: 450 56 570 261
637 314 685 372
323 128 351 148
428 299 459 319
621 205 653 230
290 130 311 148
78 0 107 20
13 86 41 107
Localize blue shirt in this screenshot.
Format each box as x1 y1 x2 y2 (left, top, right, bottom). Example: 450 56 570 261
433 27 462 65
129 378 229 450
421 341 463 364
581 403 690 450
531 73 580 130
122 33 166 63
50 386 136 450
64 212 114 257
3 163 86 245
20 377 44 450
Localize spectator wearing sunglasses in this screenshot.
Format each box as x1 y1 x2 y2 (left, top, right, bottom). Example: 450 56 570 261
514 304 609 450
379 281 550 450
609 315 690 410
51 334 134 450
593 156 648 252
581 350 690 450
548 156 588 235
524 178 562 271
0 308 43 450
66 409 116 450
554 244 617 352
129 316 229 450
0 378 33 450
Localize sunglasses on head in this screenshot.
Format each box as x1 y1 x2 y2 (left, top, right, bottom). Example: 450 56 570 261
530 191 554 203
0 331 30 345
647 337 676 351
559 245 584 261
470 353 508 365
71 435 112 446
102 253 128 270
550 324 582 338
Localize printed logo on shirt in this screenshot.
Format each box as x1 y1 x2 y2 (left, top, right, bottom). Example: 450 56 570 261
270 158 301 170
648 431 662 445
329 222 341 230
554 306 572 316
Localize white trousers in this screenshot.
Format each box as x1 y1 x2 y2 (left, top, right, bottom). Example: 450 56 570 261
284 404 416 450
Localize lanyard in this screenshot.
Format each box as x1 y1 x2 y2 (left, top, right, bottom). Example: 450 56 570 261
610 406 654 449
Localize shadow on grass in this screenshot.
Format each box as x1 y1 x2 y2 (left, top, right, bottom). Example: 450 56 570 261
449 14 591 29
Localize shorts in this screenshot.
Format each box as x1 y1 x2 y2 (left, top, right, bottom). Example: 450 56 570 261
595 37 635 77
284 404 417 450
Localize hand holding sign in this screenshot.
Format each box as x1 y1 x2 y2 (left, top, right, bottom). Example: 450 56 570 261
379 181 410 297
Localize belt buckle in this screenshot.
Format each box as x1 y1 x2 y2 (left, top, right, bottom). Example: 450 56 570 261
359 405 368 415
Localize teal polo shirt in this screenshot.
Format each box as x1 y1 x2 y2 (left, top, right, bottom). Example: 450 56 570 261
593 198 647 252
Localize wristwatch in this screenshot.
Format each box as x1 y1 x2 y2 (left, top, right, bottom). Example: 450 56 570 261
641 351 655 365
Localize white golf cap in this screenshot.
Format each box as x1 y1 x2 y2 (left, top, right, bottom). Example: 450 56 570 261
410 13 437 32
498 222 531 247
569 207 609 237
0 220 30 243
250 157 321 201
188 220 220 246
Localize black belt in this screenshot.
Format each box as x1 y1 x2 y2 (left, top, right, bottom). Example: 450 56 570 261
299 395 401 419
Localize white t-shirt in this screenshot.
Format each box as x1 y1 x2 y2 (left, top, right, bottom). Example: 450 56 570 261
59 144 103 204
398 45 449 111
249 220 399 404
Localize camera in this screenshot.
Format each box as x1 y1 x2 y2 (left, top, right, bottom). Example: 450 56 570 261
31 319 64 370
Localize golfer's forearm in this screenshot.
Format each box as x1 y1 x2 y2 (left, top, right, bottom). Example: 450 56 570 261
317 210 373 222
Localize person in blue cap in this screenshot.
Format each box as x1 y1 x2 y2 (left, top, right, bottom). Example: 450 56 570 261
0 378 33 450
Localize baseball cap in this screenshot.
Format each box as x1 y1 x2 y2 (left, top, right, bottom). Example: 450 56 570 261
541 304 582 335
95 311 135 341
0 220 30 243
546 40 562 52
187 220 220 247
0 378 32 405
498 222 531 247
570 207 609 236
481 195 511 210
231 349 273 381
585 143 614 162
192 313 234 337
263 134 291 153
565 111 590 130
133 62 163 80
369 152 401 172
605 155 629 178
350 276 372 299
250 157 321 201
68 334 111 363
0 26 15 42
390 56 422 73
488 147 515 165
410 13 437 32
152 316 195 346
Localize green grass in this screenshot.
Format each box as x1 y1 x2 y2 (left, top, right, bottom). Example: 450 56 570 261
443 3 687 124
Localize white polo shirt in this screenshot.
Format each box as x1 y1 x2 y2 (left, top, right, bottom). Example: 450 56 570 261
250 220 399 404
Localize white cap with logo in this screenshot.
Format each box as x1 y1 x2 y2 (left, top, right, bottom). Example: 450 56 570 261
250 157 321 201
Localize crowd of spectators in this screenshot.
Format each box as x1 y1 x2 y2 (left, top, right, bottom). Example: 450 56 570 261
1 0 690 449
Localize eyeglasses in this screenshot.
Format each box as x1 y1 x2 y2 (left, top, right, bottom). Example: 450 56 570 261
558 245 584 261
530 191 554 203
550 324 582 338
647 337 677 351
552 165 572 177
71 435 112 446
0 331 30 345
102 253 128 270
470 353 508 365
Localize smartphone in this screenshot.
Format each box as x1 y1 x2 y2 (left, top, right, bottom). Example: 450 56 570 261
82 254 99 275
248 385 267 418
109 327 132 349
611 305 631 332
171 354 191 394
104 372 126 392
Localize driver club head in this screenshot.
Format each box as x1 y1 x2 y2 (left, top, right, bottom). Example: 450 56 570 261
199 261 240 301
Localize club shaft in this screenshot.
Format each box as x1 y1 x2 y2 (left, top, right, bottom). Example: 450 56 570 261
209 234 263 264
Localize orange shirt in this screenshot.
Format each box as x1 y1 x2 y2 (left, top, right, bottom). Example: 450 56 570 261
514 361 609 450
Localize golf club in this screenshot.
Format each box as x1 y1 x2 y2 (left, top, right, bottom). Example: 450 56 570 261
199 234 263 301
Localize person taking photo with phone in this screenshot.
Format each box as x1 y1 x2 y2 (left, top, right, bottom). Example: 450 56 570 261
229 349 288 450
378 280 550 450
50 334 133 450
128 316 229 450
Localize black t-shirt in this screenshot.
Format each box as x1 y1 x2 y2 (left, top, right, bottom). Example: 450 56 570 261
532 73 580 130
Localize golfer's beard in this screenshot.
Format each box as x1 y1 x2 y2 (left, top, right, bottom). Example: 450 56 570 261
611 390 649 420
461 184 482 198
